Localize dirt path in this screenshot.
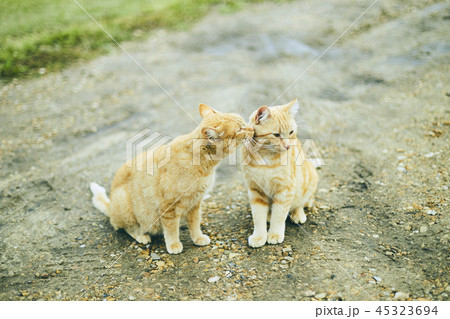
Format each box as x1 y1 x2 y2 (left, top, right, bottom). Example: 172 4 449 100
0 0 449 300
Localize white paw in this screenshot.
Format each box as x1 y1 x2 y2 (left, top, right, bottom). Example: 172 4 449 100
290 213 307 224
267 232 284 245
248 233 267 248
299 213 307 224
167 242 183 254
193 234 210 246
135 234 151 244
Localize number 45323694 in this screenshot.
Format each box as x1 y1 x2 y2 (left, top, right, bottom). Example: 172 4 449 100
376 306 438 316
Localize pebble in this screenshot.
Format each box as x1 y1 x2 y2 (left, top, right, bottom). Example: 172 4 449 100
208 276 220 283
393 292 409 300
315 292 326 299
396 166 406 173
420 226 428 233
282 246 292 253
373 276 382 282
229 253 241 259
426 210 436 216
128 296 136 301
284 256 294 262
368 268 377 272
424 152 434 158
79 244 86 248
151 253 161 260
304 290 315 297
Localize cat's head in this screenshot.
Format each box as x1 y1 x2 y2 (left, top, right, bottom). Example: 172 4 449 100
249 99 299 153
198 103 254 155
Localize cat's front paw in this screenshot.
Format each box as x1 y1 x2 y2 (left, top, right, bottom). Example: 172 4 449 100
267 232 284 245
248 233 267 248
167 242 183 254
193 234 210 246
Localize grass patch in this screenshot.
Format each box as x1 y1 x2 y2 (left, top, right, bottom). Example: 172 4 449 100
1 0 289 80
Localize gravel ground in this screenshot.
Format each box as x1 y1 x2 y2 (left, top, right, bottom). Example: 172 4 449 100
0 0 449 301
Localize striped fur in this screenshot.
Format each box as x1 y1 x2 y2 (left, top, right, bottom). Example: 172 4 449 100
241 100 318 247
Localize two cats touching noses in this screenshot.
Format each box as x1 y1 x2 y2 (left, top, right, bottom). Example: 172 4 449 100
90 99 318 254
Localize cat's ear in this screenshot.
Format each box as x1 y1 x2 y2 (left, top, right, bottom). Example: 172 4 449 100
283 99 299 116
254 106 270 124
201 127 219 140
199 104 217 119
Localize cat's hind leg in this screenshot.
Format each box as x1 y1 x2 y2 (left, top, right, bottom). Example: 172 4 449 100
125 225 151 244
289 206 307 224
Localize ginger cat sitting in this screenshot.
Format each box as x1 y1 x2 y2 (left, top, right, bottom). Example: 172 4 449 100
241 100 318 248
90 104 253 254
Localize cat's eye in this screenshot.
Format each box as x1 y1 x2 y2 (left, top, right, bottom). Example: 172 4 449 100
273 133 280 138
289 130 294 135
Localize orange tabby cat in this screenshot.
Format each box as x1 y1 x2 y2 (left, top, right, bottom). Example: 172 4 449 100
90 104 253 254
241 100 318 247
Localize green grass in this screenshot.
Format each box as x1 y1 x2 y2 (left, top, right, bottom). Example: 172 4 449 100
0 0 288 79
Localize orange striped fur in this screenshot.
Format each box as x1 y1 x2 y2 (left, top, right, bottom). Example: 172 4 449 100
91 104 253 254
241 100 318 247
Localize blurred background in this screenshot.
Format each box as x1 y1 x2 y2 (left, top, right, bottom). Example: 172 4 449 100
0 0 278 79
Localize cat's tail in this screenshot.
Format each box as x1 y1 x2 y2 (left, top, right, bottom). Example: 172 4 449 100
89 182 110 216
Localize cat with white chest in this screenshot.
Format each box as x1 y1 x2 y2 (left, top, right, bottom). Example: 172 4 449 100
241 100 318 247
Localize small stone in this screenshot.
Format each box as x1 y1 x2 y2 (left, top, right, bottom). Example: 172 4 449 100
393 292 409 300
208 276 220 283
151 253 161 260
304 290 315 297
368 268 377 272
420 226 428 233
385 251 393 256
128 296 136 301
40 272 49 279
284 256 294 262
315 292 326 299
396 166 406 173
282 246 292 253
38 68 46 75
193 257 199 263
229 253 241 259
155 261 165 268
426 210 436 216
372 234 379 238
79 244 86 248
424 152 434 158
373 276 382 282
